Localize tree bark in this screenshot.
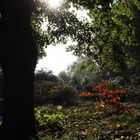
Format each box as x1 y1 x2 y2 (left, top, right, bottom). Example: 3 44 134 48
0 0 37 138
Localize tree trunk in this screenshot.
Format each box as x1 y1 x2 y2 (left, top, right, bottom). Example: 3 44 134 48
0 0 37 139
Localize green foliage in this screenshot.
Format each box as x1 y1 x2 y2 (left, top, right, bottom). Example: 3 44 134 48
34 80 56 104
32 0 86 46
67 57 101 89
71 0 139 73
58 71 71 84
33 0 140 77
48 85 77 106
35 70 59 83
35 105 65 137
66 0 140 83
34 70 77 106
34 70 60 105
35 103 140 139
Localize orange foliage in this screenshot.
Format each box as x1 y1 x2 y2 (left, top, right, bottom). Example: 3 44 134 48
79 92 94 97
93 81 113 89
80 82 132 113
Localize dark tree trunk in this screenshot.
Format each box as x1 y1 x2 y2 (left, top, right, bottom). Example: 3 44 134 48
0 0 37 139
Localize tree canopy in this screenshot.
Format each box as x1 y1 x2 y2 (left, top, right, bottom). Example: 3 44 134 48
33 0 140 78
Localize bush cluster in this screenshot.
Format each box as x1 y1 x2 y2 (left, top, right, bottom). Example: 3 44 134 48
34 71 77 106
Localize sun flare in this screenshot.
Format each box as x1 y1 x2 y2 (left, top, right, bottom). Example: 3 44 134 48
48 0 64 8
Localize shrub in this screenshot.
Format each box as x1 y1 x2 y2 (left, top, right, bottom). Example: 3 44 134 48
48 85 77 106
34 80 56 105
80 82 132 114
35 105 65 137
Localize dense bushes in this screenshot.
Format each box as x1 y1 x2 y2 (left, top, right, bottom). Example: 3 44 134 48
34 70 77 106
48 85 76 106
34 80 56 105
34 70 140 107
34 81 77 106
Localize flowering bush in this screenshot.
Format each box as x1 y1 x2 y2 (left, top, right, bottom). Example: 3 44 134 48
80 82 132 113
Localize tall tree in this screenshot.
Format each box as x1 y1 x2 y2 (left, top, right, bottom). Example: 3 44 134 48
0 0 37 139
33 0 140 78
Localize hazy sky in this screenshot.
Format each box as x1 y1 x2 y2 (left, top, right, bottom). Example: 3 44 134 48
36 44 77 75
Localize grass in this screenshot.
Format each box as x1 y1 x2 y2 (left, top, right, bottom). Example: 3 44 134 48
36 102 140 140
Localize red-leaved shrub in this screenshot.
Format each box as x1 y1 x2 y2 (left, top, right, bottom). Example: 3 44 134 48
80 82 132 114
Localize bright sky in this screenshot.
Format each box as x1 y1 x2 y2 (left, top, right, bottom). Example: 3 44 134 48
36 0 77 75
41 0 64 9
36 0 90 75
36 44 77 75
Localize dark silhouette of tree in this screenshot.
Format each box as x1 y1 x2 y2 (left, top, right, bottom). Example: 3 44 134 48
0 0 37 139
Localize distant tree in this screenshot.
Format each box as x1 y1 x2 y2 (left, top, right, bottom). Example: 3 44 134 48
58 71 71 84
66 57 104 90
35 69 59 83
66 57 95 89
